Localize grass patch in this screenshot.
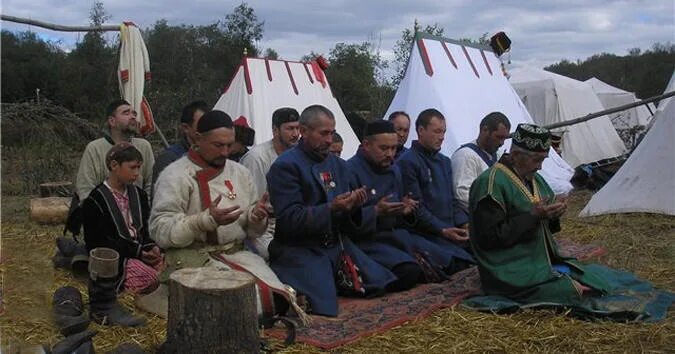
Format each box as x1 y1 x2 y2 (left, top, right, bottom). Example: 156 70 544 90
1 191 673 353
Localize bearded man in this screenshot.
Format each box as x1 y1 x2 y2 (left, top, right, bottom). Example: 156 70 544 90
75 99 155 202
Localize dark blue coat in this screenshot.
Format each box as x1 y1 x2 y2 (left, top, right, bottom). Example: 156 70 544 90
266 143 396 316
349 148 473 278
397 141 469 236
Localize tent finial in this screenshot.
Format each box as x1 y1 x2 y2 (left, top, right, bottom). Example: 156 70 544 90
414 19 419 35
243 47 248 57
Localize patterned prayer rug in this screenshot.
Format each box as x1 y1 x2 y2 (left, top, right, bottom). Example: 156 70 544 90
265 239 606 349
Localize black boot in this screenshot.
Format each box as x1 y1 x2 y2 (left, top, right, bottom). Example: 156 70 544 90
53 286 90 336
56 237 79 257
51 329 97 354
52 250 73 270
88 276 145 327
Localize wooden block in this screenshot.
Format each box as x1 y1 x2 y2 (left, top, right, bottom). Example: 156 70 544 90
29 197 70 224
161 267 259 354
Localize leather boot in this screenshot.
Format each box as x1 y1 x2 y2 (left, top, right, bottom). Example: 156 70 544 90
56 237 78 257
88 248 145 327
52 286 90 336
51 329 97 354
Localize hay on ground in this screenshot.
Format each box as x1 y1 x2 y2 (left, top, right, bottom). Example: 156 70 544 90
1 191 673 353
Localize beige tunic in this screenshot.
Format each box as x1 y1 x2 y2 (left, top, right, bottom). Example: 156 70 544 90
75 137 155 202
149 154 267 249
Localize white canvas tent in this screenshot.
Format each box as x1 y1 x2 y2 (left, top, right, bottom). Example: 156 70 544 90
213 57 360 157
384 33 573 194
585 77 654 130
579 96 675 216
508 67 626 167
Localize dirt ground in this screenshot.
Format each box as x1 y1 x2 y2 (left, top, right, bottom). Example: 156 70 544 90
1 191 673 353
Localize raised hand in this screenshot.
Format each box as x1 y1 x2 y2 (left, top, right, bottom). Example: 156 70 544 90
441 227 469 243
401 193 419 215
375 194 405 216
251 192 270 221
209 194 244 225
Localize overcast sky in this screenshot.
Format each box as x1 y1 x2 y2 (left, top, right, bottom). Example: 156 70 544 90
2 0 673 73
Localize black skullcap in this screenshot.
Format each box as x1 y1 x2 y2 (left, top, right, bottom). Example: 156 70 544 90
272 107 300 128
364 120 396 137
512 123 551 152
197 110 233 133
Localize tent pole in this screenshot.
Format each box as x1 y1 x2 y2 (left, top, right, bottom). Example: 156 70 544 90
542 90 675 131
2 13 170 148
1 14 119 32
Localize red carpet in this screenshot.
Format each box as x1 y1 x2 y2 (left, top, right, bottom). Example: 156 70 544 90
266 239 606 349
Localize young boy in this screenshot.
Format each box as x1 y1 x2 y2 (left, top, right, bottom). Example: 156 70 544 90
82 142 163 295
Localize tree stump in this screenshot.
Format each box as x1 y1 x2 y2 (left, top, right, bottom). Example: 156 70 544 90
29 197 70 224
161 267 259 354
39 181 73 197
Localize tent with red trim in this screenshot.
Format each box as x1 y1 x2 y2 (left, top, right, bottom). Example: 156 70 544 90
384 32 574 194
213 56 360 157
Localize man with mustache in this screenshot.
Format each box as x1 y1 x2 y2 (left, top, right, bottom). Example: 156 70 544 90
347 120 471 283
240 107 301 258
451 112 511 213
267 105 398 317
388 111 411 160
75 99 155 202
397 109 474 269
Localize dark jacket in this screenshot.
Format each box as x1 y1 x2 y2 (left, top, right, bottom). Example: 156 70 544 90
82 183 156 263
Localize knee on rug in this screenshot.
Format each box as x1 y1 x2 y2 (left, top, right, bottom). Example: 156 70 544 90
445 258 473 275
386 262 423 292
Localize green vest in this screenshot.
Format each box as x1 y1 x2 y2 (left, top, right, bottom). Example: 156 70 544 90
469 163 610 304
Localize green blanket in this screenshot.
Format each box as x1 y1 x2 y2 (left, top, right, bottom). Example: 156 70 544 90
463 264 673 322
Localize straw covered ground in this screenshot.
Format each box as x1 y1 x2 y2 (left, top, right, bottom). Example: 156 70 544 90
1 190 673 353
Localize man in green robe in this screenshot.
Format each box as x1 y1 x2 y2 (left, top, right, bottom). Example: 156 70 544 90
466 123 673 321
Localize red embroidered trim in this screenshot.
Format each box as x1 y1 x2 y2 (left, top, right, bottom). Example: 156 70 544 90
243 58 253 94
120 70 129 82
303 63 314 83
441 42 458 69
285 62 299 95
211 254 275 316
265 58 273 81
417 39 434 77
480 50 493 76
462 46 480 78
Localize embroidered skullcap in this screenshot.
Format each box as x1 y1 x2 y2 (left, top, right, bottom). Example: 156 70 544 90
105 142 140 169
197 110 233 133
364 120 396 137
512 123 551 152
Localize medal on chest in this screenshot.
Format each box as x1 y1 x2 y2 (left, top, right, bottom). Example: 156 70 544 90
224 180 237 200
320 171 336 191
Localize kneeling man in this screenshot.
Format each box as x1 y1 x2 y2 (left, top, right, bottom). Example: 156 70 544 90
267 105 401 317
467 123 673 320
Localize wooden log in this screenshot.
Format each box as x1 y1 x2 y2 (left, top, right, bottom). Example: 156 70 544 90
29 197 70 224
39 181 73 197
161 267 259 354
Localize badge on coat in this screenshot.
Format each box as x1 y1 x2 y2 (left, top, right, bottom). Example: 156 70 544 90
320 172 336 191
224 180 237 200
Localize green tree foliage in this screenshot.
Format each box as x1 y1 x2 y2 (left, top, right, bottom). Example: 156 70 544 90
322 42 393 118
392 23 444 87
0 31 65 102
546 43 675 99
